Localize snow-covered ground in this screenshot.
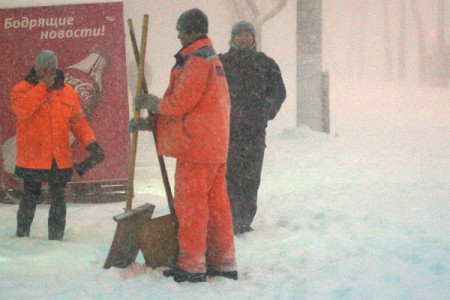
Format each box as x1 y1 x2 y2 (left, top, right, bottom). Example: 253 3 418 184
1 80 449 299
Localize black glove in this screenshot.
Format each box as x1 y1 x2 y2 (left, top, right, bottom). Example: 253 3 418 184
134 94 160 112
74 142 105 176
266 98 279 120
73 163 85 176
128 117 152 133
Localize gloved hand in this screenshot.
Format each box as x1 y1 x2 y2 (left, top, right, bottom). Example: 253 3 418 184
266 98 279 120
134 94 160 112
38 66 56 89
73 163 84 176
73 142 105 176
128 117 152 133
74 163 89 176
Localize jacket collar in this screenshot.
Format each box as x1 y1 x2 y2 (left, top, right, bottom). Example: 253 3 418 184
229 40 256 51
177 37 212 58
25 67 65 90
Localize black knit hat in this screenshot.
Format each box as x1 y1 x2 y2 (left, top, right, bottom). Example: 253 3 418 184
176 8 208 35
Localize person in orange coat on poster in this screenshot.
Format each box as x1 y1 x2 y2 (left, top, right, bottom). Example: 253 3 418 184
130 9 237 283
10 50 104 240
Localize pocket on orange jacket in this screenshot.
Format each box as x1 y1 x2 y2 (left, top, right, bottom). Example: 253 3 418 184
157 115 191 157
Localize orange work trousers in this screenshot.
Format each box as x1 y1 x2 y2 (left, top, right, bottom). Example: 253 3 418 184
174 160 237 273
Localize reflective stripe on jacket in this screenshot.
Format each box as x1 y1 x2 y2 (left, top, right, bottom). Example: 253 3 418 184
10 81 95 170
156 38 231 163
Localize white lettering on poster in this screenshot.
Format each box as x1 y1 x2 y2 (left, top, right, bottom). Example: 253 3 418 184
40 26 105 40
4 17 74 30
4 16 105 40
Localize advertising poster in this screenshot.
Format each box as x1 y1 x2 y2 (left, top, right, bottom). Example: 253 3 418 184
0 2 129 202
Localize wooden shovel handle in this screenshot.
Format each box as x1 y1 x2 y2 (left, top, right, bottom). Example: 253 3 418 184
126 15 149 211
127 19 177 225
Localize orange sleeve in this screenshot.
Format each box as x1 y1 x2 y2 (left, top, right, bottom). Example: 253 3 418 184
68 86 95 148
157 57 210 116
10 82 48 121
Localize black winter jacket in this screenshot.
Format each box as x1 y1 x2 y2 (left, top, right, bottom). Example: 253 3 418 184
219 47 286 135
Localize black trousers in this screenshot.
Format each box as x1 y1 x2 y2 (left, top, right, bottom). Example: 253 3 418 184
16 167 69 240
226 130 266 234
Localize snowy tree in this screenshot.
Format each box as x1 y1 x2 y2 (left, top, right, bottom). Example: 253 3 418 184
346 0 358 79
229 0 287 50
356 0 368 80
410 0 427 84
434 0 448 86
383 0 393 80
398 0 407 80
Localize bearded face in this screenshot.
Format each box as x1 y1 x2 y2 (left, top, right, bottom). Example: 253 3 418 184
232 31 255 50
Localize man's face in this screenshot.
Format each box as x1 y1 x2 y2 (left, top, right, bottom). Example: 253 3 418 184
233 31 254 49
35 66 56 81
178 32 200 48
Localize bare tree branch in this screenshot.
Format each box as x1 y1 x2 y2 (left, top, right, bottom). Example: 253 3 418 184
398 0 406 80
229 0 288 50
245 0 260 20
383 0 393 79
256 0 288 27
231 0 248 21
410 0 427 83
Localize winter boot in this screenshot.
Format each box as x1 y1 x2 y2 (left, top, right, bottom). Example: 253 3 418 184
207 266 238 280
48 230 64 240
16 227 30 237
234 224 254 235
48 218 65 240
16 210 33 237
163 268 207 283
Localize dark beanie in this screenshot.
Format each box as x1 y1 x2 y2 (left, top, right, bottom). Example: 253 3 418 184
231 21 255 39
176 8 208 35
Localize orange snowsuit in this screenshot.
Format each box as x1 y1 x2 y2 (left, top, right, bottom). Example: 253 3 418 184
156 38 236 273
10 80 95 170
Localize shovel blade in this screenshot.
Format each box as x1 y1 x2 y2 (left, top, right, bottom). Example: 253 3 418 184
139 214 178 269
103 203 155 269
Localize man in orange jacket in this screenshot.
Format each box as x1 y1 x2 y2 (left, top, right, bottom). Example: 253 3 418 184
10 50 104 240
131 8 237 283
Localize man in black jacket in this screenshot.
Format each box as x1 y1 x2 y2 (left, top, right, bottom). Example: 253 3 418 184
219 21 286 235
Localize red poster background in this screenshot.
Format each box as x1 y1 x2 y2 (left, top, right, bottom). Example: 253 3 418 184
0 2 129 201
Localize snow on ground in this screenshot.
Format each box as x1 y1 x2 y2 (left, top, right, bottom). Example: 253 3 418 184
1 80 449 299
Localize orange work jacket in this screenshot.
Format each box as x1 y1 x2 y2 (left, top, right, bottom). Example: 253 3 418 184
10 81 95 170
156 38 231 164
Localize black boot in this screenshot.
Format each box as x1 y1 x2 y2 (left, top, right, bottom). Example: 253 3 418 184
16 227 30 237
163 268 207 283
16 211 32 237
207 266 238 280
48 218 65 240
234 224 254 235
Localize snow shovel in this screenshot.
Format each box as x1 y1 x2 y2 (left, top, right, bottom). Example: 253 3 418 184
103 15 155 269
127 18 179 269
